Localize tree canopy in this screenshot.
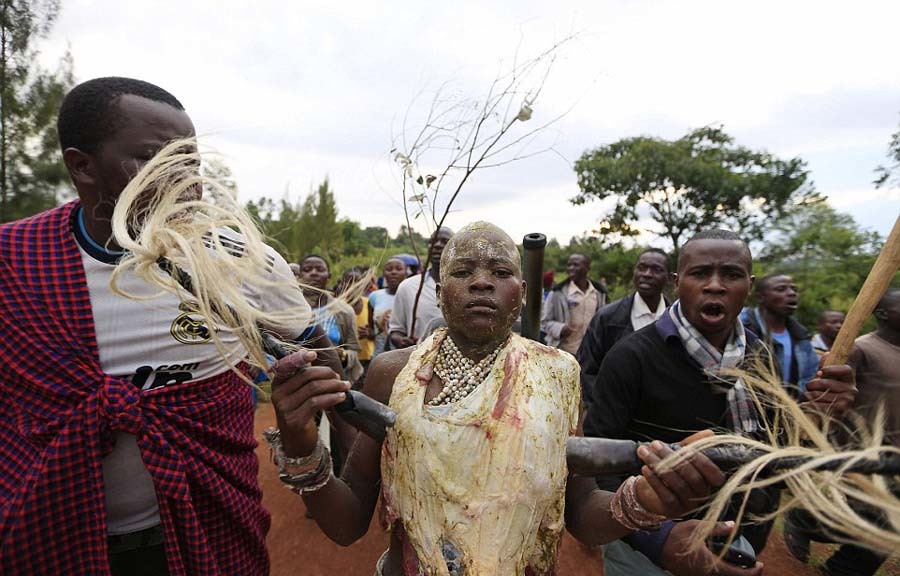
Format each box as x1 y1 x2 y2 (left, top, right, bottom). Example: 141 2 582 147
755 201 889 330
0 0 74 222
571 126 815 255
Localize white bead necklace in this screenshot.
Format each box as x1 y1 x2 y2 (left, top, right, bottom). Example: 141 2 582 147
428 334 508 406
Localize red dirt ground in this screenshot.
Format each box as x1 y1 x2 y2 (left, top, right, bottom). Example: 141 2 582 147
255 407 897 575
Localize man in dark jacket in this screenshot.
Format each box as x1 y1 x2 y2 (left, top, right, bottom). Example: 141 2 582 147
581 230 857 576
577 248 671 407
739 274 818 397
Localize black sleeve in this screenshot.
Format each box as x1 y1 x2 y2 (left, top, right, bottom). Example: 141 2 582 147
575 309 606 409
583 338 643 491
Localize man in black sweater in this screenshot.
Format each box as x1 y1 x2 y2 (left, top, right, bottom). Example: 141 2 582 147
578 248 671 408
581 229 857 576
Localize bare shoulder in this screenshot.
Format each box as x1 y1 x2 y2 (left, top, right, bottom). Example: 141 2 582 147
361 348 415 405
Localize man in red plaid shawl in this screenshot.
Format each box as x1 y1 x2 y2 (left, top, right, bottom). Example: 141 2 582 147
0 78 314 576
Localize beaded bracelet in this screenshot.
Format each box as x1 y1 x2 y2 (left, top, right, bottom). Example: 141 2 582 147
263 427 333 494
283 453 333 495
610 475 667 531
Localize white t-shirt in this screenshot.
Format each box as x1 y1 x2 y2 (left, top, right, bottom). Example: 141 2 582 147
74 213 310 534
388 272 442 342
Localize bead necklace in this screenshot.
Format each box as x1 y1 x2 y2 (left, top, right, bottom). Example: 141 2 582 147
429 334 508 406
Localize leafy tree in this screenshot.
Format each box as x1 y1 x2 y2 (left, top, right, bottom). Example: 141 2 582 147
360 226 390 247
572 126 815 256
756 201 889 330
337 218 369 258
874 118 900 189
1 0 74 222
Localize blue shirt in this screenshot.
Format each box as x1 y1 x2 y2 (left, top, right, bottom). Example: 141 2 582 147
313 307 341 345
770 329 793 385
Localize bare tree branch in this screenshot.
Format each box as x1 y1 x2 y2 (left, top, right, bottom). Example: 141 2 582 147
389 35 577 336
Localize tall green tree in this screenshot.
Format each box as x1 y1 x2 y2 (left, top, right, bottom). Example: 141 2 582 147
572 126 815 256
248 178 346 263
757 201 887 329
1 0 74 222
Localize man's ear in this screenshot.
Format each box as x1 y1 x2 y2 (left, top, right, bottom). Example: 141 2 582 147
62 148 96 189
671 272 679 288
435 282 441 301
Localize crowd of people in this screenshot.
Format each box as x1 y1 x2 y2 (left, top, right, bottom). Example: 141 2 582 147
0 76 896 576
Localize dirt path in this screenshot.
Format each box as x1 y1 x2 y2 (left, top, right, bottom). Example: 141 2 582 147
255 406 895 575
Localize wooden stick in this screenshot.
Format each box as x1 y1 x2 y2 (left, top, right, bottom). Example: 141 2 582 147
825 213 900 366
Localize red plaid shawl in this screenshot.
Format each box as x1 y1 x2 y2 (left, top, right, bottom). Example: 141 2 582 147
0 202 269 575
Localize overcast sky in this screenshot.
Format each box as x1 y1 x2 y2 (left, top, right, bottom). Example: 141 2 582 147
41 0 900 247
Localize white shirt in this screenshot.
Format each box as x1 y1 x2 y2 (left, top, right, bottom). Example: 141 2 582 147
76 218 311 535
388 272 441 342
630 292 667 332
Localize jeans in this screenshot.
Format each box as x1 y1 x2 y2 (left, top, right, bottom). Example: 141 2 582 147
602 540 670 576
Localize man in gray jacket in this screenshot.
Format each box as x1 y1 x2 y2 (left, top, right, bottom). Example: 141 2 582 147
541 253 607 354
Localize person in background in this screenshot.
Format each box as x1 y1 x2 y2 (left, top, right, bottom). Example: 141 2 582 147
388 228 453 349
541 253 607 354
295 255 363 383
542 269 555 302
578 248 671 408
812 309 846 355
740 273 818 397
368 257 406 357
336 267 375 382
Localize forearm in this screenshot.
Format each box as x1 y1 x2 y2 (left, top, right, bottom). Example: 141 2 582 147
302 434 382 545
565 475 631 546
301 474 373 545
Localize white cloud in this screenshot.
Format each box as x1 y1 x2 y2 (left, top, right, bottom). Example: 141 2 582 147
36 0 900 243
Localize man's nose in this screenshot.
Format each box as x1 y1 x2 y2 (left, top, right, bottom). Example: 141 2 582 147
704 273 726 292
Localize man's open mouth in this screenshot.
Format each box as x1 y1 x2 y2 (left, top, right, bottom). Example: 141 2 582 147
699 302 726 323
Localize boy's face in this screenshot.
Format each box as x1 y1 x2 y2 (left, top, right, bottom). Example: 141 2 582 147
437 228 523 343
